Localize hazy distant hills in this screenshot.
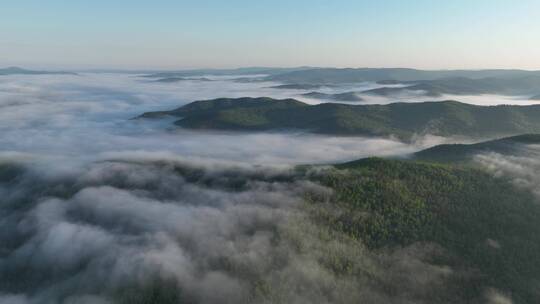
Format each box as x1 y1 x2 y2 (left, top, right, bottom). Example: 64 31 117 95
269 84 325 90
302 91 364 102
262 68 540 98
142 67 313 78
265 67 540 83
139 67 540 98
413 134 540 162
405 76 540 96
152 77 212 83
0 66 76 75
141 67 540 99
272 75 540 98
286 76 540 100
362 77 498 97
139 97 540 140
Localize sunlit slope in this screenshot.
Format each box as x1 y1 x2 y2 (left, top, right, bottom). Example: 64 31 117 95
319 157 540 303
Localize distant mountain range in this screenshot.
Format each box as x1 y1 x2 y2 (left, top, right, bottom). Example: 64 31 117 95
7 64 537 100
0 66 76 75
268 84 325 90
142 67 313 78
261 68 540 98
138 97 540 140
370 76 540 97
264 68 540 84
141 67 540 99
152 77 212 83
291 77 540 101
6 65 540 98
412 134 540 162
302 91 364 102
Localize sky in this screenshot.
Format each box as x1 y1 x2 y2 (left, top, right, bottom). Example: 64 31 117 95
1 0 539 70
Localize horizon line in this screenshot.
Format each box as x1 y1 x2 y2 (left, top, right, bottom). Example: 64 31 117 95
3 65 540 73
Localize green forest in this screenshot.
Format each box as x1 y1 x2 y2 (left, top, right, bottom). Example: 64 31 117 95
140 97 540 141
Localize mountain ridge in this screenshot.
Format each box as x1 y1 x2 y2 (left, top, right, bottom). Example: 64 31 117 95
265 68 540 84
412 134 540 162
138 97 540 141
0 66 76 75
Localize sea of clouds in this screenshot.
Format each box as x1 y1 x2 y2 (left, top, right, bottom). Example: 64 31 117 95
0 73 530 303
0 73 459 166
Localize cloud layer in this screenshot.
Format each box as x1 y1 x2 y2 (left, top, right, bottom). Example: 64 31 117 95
0 73 453 166
475 144 540 198
0 158 475 303
0 73 531 303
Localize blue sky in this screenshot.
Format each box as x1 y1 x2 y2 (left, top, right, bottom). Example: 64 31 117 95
1 0 539 69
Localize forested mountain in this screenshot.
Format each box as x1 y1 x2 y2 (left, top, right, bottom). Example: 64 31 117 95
413 134 540 162
314 157 540 303
139 97 540 140
3 153 540 303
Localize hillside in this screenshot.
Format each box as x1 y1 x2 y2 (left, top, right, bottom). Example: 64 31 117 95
317 157 540 303
138 97 540 140
413 134 540 162
3 155 540 303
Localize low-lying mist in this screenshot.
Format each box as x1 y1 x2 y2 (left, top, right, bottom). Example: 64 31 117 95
0 158 481 304
0 73 451 166
0 73 534 303
0 159 316 303
475 144 540 198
